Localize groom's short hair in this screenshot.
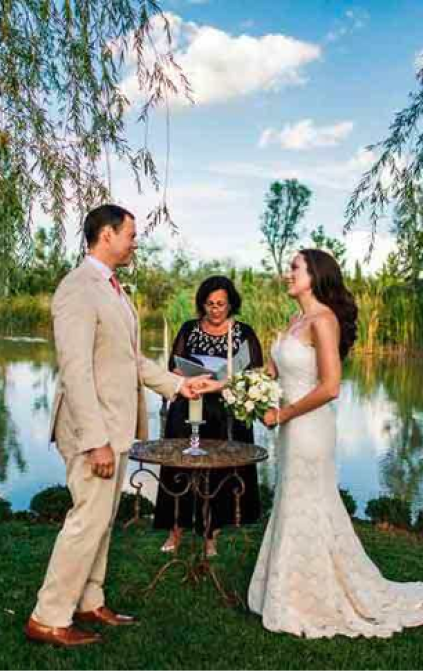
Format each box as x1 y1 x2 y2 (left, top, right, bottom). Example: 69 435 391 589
84 204 135 247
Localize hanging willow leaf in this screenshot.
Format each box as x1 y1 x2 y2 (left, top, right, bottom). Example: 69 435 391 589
0 0 190 296
344 66 423 254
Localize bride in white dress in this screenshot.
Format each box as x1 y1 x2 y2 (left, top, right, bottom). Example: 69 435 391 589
248 249 423 638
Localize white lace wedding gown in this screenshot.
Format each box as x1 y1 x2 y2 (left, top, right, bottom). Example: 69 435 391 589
248 333 423 638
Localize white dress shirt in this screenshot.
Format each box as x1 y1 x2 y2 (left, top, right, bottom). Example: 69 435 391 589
86 255 135 326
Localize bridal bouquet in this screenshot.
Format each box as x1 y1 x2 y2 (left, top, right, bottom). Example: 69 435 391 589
222 369 283 428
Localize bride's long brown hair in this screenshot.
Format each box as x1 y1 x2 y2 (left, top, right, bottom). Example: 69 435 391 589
300 249 358 360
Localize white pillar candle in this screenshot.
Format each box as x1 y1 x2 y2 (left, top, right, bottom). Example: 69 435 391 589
189 397 203 423
163 316 169 368
227 320 233 378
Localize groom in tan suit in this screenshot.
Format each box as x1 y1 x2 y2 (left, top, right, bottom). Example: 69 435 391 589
25 204 207 647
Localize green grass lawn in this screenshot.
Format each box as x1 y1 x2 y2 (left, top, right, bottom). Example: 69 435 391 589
1 520 423 670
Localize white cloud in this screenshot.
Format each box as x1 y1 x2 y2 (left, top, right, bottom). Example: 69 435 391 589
178 29 321 105
211 147 377 191
324 8 369 43
120 13 321 106
347 146 376 169
344 230 396 274
257 128 275 149
259 119 354 150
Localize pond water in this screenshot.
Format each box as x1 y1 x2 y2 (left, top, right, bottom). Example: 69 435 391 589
1 335 423 518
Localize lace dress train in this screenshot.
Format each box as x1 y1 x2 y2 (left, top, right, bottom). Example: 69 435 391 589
248 334 423 638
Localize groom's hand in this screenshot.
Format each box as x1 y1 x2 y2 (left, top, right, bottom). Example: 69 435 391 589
189 377 222 395
179 375 212 399
87 444 115 479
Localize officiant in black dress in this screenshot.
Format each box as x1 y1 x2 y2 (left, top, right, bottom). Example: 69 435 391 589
154 276 263 557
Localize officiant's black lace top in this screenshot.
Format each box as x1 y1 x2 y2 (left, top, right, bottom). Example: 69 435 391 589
169 319 263 369
154 319 263 535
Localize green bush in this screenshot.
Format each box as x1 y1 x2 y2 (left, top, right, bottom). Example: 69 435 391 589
414 510 423 534
0 295 52 333
30 485 72 522
29 485 154 524
339 488 357 517
365 496 412 529
10 510 39 523
165 289 194 336
0 497 12 522
116 491 155 523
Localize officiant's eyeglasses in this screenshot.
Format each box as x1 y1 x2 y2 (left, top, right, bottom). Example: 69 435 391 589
204 300 229 310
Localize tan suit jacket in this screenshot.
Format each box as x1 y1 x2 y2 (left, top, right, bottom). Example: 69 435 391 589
50 259 179 454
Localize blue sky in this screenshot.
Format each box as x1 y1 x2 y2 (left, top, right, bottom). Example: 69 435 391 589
82 0 423 271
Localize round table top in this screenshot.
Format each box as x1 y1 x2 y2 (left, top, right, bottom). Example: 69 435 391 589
129 439 268 470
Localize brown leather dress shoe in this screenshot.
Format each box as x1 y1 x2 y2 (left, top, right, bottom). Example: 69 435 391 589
25 617 102 647
74 606 136 626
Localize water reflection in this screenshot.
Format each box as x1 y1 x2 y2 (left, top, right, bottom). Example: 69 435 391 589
0 336 422 517
0 333 166 511
0 370 26 482
0 338 61 510
380 415 423 505
339 357 423 515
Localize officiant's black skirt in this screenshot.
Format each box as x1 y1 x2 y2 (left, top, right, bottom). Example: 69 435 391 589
153 393 261 538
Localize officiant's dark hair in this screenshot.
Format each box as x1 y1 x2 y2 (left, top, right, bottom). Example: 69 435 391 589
196 276 241 317
300 249 358 360
84 204 135 247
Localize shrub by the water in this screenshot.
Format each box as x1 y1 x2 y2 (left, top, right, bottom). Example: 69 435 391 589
365 496 412 529
0 497 12 522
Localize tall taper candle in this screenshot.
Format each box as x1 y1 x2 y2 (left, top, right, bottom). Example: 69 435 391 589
163 316 169 368
227 320 233 378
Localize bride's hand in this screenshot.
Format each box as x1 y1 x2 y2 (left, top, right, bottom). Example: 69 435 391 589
263 408 279 427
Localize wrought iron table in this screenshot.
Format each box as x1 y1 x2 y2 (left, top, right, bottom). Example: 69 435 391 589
128 438 268 605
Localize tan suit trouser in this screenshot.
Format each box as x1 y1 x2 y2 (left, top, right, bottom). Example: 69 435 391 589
32 444 128 628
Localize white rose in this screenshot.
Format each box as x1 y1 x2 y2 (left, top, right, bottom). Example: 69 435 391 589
223 390 236 405
248 385 261 400
245 400 255 412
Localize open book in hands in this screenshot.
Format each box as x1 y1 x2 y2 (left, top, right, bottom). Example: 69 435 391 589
174 340 250 381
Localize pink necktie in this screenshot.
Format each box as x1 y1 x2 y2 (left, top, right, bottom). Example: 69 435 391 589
109 274 121 295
